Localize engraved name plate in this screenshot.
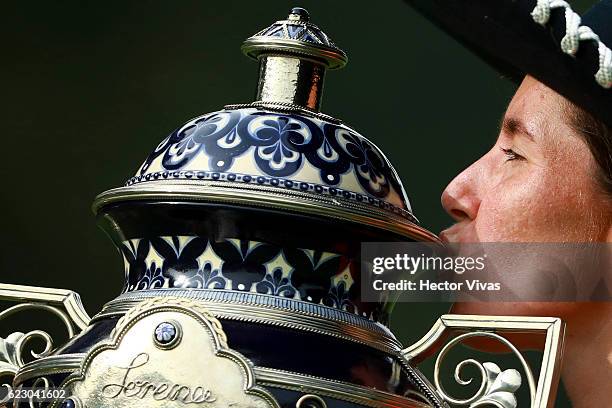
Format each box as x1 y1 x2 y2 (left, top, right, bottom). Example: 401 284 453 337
55 297 279 408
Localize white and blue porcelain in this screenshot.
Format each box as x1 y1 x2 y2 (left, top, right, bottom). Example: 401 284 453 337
89 5 440 326
129 107 415 222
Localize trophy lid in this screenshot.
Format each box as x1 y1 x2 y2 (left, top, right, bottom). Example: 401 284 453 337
93 8 438 243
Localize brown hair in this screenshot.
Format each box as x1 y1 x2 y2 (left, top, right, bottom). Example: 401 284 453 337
564 101 612 197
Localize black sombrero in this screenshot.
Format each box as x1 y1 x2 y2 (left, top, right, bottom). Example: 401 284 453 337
405 0 612 128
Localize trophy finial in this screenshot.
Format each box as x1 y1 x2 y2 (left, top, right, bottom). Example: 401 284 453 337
288 7 310 22
242 8 346 70
241 8 347 111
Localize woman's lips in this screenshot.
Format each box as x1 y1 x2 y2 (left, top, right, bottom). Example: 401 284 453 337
439 225 467 243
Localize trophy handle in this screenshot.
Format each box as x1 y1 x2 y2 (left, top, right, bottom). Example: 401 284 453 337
0 283 91 403
0 283 91 333
401 314 564 408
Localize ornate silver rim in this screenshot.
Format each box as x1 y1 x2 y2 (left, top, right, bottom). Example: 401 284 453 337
15 354 86 385
255 366 433 408
224 101 342 124
94 289 402 354
15 355 432 408
92 181 440 243
242 37 347 70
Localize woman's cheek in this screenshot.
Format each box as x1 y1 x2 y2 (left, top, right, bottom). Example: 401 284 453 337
475 174 546 241
477 166 600 242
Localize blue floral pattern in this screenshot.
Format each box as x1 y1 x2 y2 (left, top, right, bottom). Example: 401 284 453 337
154 322 177 344
134 108 409 213
120 236 369 320
255 266 298 298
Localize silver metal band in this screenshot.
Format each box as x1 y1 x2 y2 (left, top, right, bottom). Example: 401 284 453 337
224 101 342 124
15 354 86 385
92 181 438 242
94 289 403 354
15 354 430 408
254 366 432 408
256 56 326 111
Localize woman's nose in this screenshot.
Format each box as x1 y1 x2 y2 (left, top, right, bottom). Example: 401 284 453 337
441 163 482 222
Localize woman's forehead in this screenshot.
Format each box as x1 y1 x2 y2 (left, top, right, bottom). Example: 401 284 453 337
510 77 562 116
504 76 571 141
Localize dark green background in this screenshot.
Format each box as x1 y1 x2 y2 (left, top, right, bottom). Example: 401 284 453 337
2 1 595 406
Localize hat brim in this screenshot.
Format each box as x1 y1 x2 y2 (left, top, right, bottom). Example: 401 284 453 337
405 0 612 128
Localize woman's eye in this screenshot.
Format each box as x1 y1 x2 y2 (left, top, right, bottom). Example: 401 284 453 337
500 147 525 162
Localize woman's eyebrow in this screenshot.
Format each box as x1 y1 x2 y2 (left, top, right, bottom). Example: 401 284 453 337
500 116 537 142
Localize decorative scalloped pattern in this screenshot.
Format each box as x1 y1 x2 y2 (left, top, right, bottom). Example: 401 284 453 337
126 170 416 221
132 108 413 217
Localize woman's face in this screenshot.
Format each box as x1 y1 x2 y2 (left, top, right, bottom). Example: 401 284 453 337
440 76 611 317
440 76 610 244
